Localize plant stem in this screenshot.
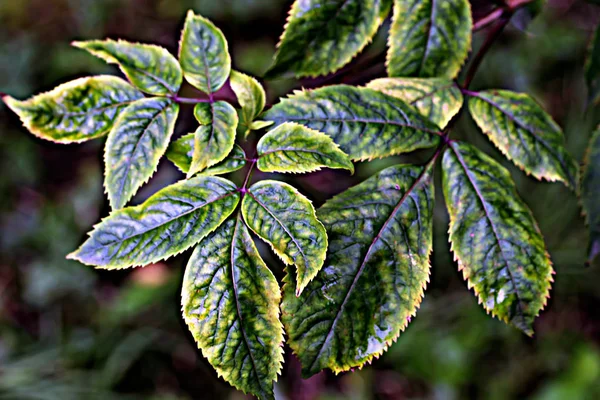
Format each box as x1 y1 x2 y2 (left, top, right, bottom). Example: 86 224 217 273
240 158 257 195
462 11 513 89
473 8 504 31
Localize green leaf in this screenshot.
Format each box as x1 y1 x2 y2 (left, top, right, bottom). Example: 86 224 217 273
265 0 391 78
387 0 472 79
68 176 239 268
282 163 434 377
178 10 231 94
442 141 553 335
182 216 284 400
241 181 327 296
230 70 266 135
262 85 441 161
105 97 179 210
2 76 143 143
468 90 579 189
250 120 274 131
366 77 463 128
188 101 238 177
257 122 354 174
166 134 247 176
585 24 600 104
581 127 600 264
72 39 182 95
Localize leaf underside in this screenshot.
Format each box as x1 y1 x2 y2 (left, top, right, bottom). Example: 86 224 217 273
105 97 179 210
581 127 600 264
257 122 354 174
73 39 183 95
179 10 231 94
283 164 434 377
2 76 143 143
242 180 327 296
189 101 238 177
68 176 239 269
262 85 441 161
387 0 472 79
366 77 463 129
468 90 579 189
182 216 284 400
167 134 246 176
442 141 553 335
266 0 390 78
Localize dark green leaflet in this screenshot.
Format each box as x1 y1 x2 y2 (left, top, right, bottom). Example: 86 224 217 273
366 77 463 128
68 176 239 269
387 0 472 78
468 90 579 189
266 0 391 78
283 164 434 376
166 134 246 176
581 127 600 264
442 141 553 335
73 39 183 95
182 216 284 400
262 85 441 161
105 97 179 210
241 181 327 296
178 10 231 94
2 76 143 143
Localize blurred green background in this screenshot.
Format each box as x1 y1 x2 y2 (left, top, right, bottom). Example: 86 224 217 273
1 0 600 399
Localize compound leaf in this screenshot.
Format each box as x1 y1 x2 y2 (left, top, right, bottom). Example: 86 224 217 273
179 10 231 94
230 70 266 136
265 0 391 78
105 97 179 210
242 181 327 296
68 176 239 268
73 39 183 95
387 0 472 79
581 127 600 264
257 122 354 174
188 101 238 177
167 133 246 176
2 76 143 143
283 163 434 377
442 141 553 335
182 216 284 400
367 77 463 128
468 90 579 189
262 85 441 161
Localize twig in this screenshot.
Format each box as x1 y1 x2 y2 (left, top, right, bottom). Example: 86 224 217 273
473 8 504 32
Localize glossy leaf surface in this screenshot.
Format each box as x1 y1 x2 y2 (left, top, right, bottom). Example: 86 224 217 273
262 85 441 161
581 127 600 264
367 77 463 128
230 70 266 135
167 133 246 176
242 181 326 296
73 39 182 95
265 0 390 78
283 164 434 376
387 0 472 78
182 216 284 400
105 97 179 209
442 142 553 335
468 90 578 189
2 76 143 143
189 101 238 177
257 122 354 174
179 10 231 94
68 176 239 268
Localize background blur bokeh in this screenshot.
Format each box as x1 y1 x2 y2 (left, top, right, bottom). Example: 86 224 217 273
1 0 600 399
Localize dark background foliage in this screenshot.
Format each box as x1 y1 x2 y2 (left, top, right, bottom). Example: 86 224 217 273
1 0 600 398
